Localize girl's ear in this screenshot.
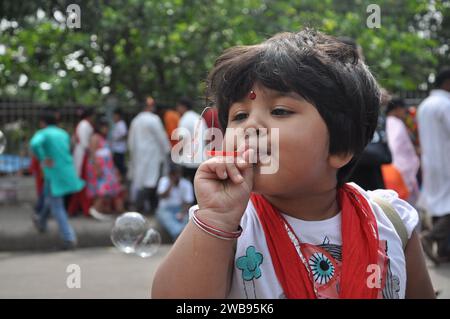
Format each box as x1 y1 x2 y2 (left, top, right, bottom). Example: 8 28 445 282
328 152 353 169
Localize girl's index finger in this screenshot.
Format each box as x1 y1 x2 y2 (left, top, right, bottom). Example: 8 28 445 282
236 148 256 170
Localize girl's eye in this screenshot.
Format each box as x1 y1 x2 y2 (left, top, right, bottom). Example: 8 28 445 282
271 108 293 116
232 112 248 121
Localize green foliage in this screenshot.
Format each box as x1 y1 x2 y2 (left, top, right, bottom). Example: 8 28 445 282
0 0 447 107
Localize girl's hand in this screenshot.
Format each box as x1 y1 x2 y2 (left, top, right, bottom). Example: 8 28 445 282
194 149 255 232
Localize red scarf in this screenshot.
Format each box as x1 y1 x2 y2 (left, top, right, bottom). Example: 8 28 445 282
250 183 381 299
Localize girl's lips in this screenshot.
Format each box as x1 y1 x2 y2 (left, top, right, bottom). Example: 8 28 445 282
206 150 240 157
240 138 272 164
214 136 273 163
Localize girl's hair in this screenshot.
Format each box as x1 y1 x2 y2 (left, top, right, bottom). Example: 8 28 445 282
206 28 381 186
94 116 109 136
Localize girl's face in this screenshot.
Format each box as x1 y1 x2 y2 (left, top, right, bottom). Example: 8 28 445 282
225 84 349 196
100 124 109 136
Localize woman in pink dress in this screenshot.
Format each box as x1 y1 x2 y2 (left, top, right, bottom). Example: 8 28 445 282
86 118 124 220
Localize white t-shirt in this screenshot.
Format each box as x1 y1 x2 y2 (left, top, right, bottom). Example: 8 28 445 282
111 120 128 154
73 119 94 175
157 176 194 209
189 183 418 299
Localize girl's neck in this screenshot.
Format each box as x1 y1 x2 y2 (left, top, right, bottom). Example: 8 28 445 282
264 187 339 221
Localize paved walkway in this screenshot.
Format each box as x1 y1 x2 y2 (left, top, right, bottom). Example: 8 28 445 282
0 246 449 298
0 177 172 251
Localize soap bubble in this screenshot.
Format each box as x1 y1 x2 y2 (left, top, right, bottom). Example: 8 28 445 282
134 228 161 258
110 212 148 254
0 130 6 154
110 212 161 257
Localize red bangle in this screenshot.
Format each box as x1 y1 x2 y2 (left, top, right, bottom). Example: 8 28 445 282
192 209 242 240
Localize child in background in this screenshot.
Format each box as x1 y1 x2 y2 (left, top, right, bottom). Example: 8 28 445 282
152 29 434 299
86 118 123 220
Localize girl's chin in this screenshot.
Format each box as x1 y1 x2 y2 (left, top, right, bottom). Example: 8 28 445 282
251 171 279 194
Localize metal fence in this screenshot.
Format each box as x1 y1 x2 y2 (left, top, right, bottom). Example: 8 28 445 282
0 90 430 171
0 99 143 175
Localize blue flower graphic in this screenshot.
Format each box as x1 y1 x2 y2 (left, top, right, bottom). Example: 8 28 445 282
236 246 263 281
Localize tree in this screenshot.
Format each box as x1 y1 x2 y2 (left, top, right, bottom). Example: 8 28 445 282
0 0 448 107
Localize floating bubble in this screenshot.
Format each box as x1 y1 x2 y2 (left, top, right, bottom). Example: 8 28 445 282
110 212 148 254
0 130 6 154
134 228 161 258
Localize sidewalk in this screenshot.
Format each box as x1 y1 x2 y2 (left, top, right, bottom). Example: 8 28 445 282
0 202 173 251
0 176 172 251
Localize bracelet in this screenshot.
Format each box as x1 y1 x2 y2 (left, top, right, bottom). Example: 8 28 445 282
191 209 243 241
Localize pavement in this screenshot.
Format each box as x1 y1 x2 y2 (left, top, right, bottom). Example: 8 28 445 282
0 246 172 298
1 176 450 298
0 246 449 298
0 176 172 251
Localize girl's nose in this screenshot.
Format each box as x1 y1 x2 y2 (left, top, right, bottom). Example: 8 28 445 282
243 110 266 135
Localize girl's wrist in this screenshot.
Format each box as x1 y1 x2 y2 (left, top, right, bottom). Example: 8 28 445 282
195 208 243 233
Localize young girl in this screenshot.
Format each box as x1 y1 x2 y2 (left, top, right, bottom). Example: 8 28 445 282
86 118 124 220
152 29 435 299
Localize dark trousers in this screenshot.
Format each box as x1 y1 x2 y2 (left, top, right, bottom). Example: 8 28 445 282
428 214 450 257
182 166 198 204
135 163 163 215
135 187 158 215
113 152 127 178
182 167 198 185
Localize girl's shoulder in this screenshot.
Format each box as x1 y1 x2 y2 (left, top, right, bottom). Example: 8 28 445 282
350 183 419 240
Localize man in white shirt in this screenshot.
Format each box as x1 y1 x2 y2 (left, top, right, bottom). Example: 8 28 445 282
73 108 94 176
156 164 194 241
68 108 94 216
128 96 171 214
418 68 450 264
175 97 207 185
111 108 128 179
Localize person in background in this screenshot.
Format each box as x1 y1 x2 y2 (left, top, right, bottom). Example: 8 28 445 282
385 97 420 204
349 89 392 190
68 108 94 216
176 96 207 185
30 109 84 250
30 110 63 218
30 118 48 223
155 103 181 147
202 106 221 131
111 108 128 180
86 118 124 220
128 96 171 215
418 68 450 265
156 163 194 241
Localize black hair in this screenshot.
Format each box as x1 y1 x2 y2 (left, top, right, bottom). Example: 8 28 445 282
207 28 381 186
94 116 109 135
337 36 357 49
177 97 194 110
169 162 183 175
386 97 406 114
114 108 123 117
81 108 94 119
155 103 170 112
40 108 58 125
435 68 450 88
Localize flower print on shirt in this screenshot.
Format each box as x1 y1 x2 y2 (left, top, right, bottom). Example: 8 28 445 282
236 246 263 299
